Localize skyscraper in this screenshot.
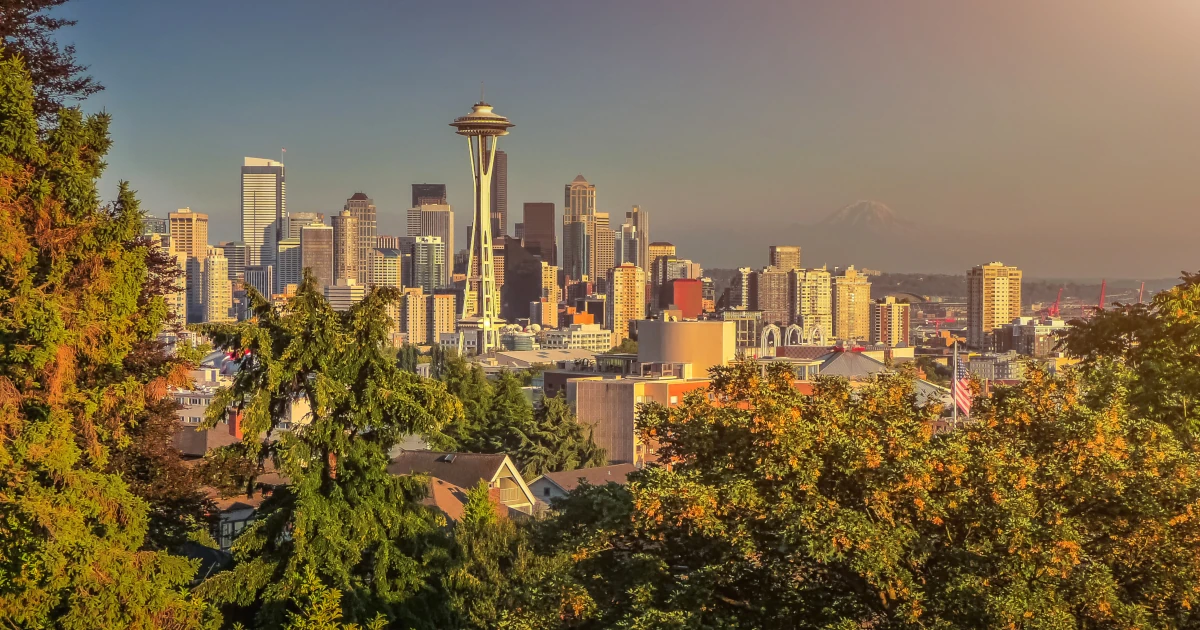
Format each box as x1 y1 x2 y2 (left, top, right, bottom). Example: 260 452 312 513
372 248 403 289
625 205 650 273
967 262 1022 349
241 157 286 268
522 202 556 265
411 183 447 207
592 212 615 284
647 242 676 269
729 267 754 309
287 212 324 240
833 265 872 342
168 207 208 258
399 288 428 344
769 245 801 271
428 291 457 344
202 247 233 323
450 98 513 355
300 223 334 289
490 150 507 237
412 236 446 293
331 210 359 285
244 265 273 302
563 175 595 282
615 223 639 267
221 241 246 281
870 296 911 347
277 237 301 292
407 204 454 286
606 263 646 345
345 193 377 284
790 267 832 340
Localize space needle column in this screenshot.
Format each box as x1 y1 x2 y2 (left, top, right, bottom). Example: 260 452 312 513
450 98 513 355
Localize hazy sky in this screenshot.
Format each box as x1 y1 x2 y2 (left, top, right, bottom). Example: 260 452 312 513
63 0 1200 278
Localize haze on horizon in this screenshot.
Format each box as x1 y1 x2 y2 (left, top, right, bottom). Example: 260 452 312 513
68 0 1200 279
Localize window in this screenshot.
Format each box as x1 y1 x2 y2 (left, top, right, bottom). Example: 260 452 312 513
543 487 551 497
670 396 678 404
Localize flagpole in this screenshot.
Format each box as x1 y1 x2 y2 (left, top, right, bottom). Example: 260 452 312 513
952 338 959 427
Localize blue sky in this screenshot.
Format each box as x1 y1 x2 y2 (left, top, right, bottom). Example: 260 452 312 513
60 0 1200 277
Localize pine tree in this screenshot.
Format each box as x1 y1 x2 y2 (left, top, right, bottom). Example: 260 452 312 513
0 53 214 627
193 277 462 627
0 0 102 119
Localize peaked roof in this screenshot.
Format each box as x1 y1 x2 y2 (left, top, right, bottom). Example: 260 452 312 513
571 174 588 183
538 464 638 493
388 451 509 490
349 192 369 201
817 351 887 378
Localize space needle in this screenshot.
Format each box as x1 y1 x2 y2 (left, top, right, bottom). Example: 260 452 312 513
450 95 513 355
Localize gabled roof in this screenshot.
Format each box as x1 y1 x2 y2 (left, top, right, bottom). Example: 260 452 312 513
349 192 369 201
572 174 588 183
536 464 638 493
816 351 887 378
388 451 510 491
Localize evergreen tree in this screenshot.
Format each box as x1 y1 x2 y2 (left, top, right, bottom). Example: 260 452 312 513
0 0 102 119
395 343 420 374
193 277 462 628
0 53 213 627
519 394 606 479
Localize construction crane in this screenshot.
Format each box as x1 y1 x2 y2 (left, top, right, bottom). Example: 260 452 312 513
1138 281 1145 304
1095 279 1107 314
1045 287 1063 318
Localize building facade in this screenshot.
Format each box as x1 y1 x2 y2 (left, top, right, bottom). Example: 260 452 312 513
790 267 832 339
606 263 646 345
490 150 507 237
412 236 447 293
522 202 557 265
240 157 286 268
345 193 377 284
371 248 403 289
331 210 359 285
754 266 791 326
276 237 301 292
412 183 447 207
407 204 454 286
833 265 872 342
769 245 801 271
202 247 233 323
869 296 911 347
625 205 650 273
169 207 208 259
220 241 246 280
967 262 1023 349
563 175 596 282
542 323 612 352
300 223 334 288
592 212 615 286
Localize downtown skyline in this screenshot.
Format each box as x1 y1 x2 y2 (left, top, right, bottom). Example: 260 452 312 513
61 0 1200 278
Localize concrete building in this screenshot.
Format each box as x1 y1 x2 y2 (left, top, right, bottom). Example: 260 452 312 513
541 262 561 306
142 216 169 236
722 309 763 350
790 267 832 341
323 279 366 311
169 207 208 259
522 202 556 265
371 248 403 289
646 241 676 272
993 316 1067 358
331 210 359 285
407 204 454 286
244 265 273 302
276 237 301 293
593 213 615 285
563 175 596 281
638 319 736 378
490 150 508 236
202 247 233 323
615 223 639 268
607 263 646 345
240 157 286 268
428 291 457 344
833 265 872 342
400 288 428 344
753 266 791 326
300 223 334 289
870 296 911 347
344 193 377 284
576 378 711 465
660 278 703 319
286 212 324 240
968 262 1023 349
542 323 613 353
769 245 801 271
412 236 447 293
531 298 558 329
729 267 753 310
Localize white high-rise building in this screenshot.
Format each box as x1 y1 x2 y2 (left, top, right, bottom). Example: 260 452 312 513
202 247 233 323
412 236 446 293
407 204 454 286
790 267 832 343
241 157 286 269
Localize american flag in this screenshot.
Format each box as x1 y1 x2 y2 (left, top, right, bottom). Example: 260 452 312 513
953 355 972 417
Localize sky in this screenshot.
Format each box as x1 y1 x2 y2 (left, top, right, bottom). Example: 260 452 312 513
59 0 1200 278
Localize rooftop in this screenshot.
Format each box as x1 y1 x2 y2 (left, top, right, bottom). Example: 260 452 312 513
538 464 638 493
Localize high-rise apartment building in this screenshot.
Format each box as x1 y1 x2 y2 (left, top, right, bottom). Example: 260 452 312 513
789 267 832 340
521 202 556 265
331 210 359 285
870 296 911 347
754 267 791 326
300 223 334 288
412 236 446 293
277 237 301 292
490 150 507 237
606 263 646 345
411 183 447 207
142 216 169 236
324 280 367 312
625 206 650 272
592 213 615 283
729 267 753 310
220 241 246 280
372 248 403 289
376 235 401 250
202 247 233 323
833 265 872 342
241 157 286 268
967 262 1022 348
647 242 676 270
769 245 801 271
563 175 596 281
345 193 377 284
428 291 457 344
148 234 187 328
287 212 324 240
531 298 558 329
168 207 208 259
399 288 428 344
540 261 561 306
407 204 454 286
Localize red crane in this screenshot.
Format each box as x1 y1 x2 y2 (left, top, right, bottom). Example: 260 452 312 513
1096 279 1107 313
1046 287 1063 318
1138 281 1145 304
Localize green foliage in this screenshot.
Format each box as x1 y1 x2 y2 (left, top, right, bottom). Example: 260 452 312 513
607 338 638 354
282 568 387 630
193 274 461 627
0 0 103 119
536 357 1200 628
0 52 215 627
434 354 606 479
395 343 421 373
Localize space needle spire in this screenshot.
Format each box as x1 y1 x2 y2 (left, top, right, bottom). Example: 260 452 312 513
450 97 514 355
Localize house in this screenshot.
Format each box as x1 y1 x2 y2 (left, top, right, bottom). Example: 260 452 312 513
529 463 638 504
387 451 537 515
